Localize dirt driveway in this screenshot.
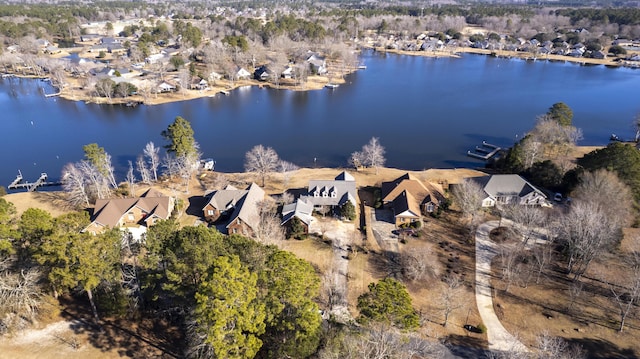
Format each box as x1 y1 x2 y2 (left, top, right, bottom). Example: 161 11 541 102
309 217 359 322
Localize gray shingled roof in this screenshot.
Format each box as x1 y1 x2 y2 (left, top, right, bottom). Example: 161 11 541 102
475 174 545 199
203 185 247 212
226 183 265 232
281 199 314 226
299 173 357 207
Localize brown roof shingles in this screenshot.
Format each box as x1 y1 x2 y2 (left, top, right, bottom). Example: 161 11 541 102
89 189 172 229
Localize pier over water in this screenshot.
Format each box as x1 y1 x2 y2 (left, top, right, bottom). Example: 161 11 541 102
7 171 62 192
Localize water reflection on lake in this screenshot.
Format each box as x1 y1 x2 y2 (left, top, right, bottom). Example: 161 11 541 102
2 50 640 188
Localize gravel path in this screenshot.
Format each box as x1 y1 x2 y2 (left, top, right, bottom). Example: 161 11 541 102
475 220 529 353
310 218 356 322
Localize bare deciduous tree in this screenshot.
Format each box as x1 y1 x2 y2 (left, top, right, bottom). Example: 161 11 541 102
136 155 151 184
348 150 365 170
318 323 446 359
452 178 485 237
602 247 640 332
530 225 556 284
439 275 466 327
278 160 299 189
253 199 285 246
126 160 136 197
78 160 112 200
401 247 438 282
535 330 586 359
0 268 44 331
520 136 543 170
61 162 90 207
244 145 280 187
503 204 546 244
529 115 582 159
362 137 386 174
572 169 633 229
499 241 525 293
559 200 618 281
143 141 160 182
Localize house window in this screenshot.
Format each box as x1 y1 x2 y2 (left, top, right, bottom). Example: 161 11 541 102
207 210 214 216
127 212 134 221
331 191 337 198
426 203 435 212
314 191 319 197
232 228 237 234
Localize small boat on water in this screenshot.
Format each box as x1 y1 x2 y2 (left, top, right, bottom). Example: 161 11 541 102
357 64 367 70
325 83 339 89
220 90 230 95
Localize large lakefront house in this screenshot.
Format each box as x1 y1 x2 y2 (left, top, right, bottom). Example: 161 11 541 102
84 189 174 240
280 171 357 234
473 174 549 207
202 183 266 237
299 171 358 211
381 173 444 227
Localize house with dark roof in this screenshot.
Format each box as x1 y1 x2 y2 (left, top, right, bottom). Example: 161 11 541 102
84 189 174 240
299 171 357 211
254 65 272 81
202 183 266 236
473 174 548 207
381 173 443 227
202 185 247 223
226 183 266 237
202 185 247 222
391 190 422 227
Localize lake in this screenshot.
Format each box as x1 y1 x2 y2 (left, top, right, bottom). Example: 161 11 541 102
2 50 640 190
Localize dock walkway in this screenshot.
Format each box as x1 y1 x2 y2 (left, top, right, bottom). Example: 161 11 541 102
7 171 62 191
467 141 502 161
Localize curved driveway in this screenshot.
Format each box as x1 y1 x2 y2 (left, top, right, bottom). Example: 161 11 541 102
475 220 529 353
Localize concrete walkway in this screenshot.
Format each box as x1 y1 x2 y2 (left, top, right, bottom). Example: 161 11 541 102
475 220 529 353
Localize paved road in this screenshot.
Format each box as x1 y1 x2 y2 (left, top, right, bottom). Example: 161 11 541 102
475 220 529 353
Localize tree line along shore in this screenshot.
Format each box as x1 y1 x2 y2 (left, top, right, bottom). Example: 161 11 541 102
1 2 639 106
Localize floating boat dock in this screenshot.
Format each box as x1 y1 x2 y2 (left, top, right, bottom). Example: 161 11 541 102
325 83 339 89
7 171 62 191
467 141 502 161
44 92 61 98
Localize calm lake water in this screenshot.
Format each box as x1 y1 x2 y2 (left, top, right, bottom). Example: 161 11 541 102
2 50 640 189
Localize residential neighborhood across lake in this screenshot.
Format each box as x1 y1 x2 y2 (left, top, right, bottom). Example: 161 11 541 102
2 2 640 358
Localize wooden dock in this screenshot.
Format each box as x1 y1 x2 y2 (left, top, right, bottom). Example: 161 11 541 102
467 141 502 161
7 172 62 191
44 92 61 98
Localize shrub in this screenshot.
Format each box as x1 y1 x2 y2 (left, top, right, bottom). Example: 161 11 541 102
477 323 487 334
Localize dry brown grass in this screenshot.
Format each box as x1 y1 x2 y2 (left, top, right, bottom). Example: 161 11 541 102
489 230 640 357
3 191 76 217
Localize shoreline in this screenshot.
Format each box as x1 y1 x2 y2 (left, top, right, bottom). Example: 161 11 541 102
364 44 628 67
58 73 353 106
6 45 632 108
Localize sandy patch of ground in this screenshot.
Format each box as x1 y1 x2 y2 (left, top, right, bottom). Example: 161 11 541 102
0 320 116 359
3 191 76 217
